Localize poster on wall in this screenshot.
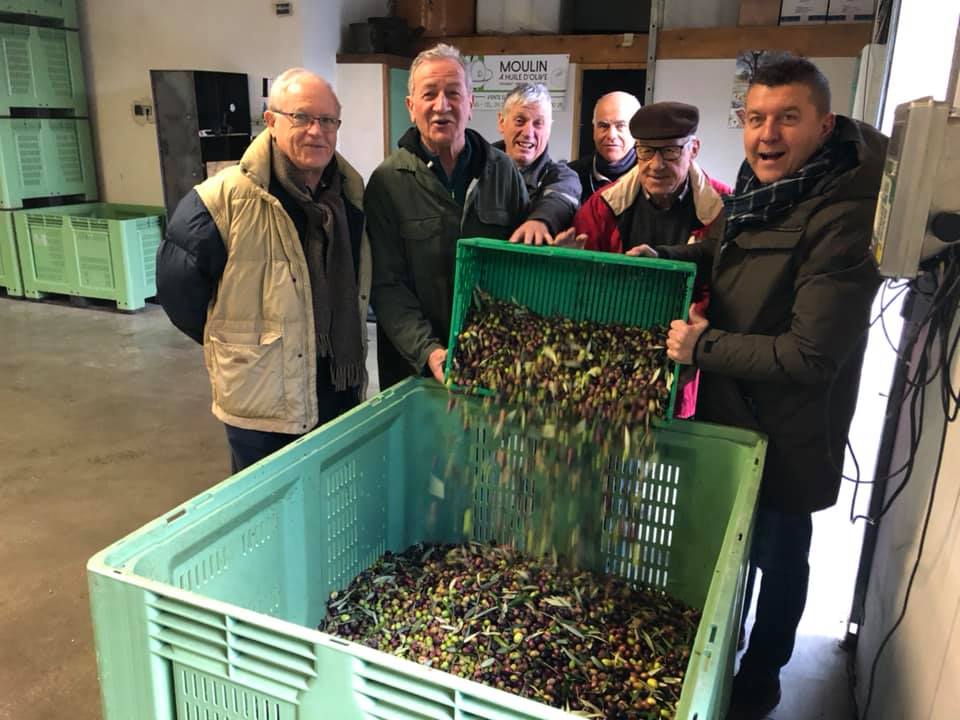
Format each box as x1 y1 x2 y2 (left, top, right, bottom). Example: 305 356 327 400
729 49 776 128
464 54 570 112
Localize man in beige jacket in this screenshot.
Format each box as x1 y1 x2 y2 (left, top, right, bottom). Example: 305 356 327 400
158 68 371 472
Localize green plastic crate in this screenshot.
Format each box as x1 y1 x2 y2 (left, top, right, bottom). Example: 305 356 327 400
0 24 86 115
0 0 77 27
0 117 97 209
14 203 165 309
0 209 22 295
446 238 697 419
88 379 766 720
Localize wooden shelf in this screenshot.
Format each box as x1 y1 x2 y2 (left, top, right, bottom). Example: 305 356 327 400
404 23 871 65
422 33 649 66
336 53 413 69
658 23 873 59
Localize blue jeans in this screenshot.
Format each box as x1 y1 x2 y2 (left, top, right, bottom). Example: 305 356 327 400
738 507 813 679
225 357 360 473
225 424 302 474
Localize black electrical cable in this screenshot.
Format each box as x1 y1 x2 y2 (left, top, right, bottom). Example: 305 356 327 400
842 253 960 527
855 248 960 719
858 335 952 720
833 279 911 492
876 280 911 358
823 279 910 490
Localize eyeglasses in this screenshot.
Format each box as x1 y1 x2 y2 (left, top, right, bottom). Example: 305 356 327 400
272 109 342 131
635 140 690 162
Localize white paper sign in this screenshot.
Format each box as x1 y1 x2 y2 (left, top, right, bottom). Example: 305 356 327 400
465 54 570 112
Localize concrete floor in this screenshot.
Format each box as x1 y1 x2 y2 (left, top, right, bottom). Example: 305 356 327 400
0 298 227 720
0 295 858 720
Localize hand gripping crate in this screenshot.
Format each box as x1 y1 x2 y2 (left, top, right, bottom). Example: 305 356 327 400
446 238 697 419
88 379 767 720
0 23 87 115
0 117 97 209
0 210 23 295
14 203 165 310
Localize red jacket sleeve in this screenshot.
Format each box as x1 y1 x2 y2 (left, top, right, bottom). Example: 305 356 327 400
573 194 622 253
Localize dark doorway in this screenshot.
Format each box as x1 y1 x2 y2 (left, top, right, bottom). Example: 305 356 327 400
576 68 646 161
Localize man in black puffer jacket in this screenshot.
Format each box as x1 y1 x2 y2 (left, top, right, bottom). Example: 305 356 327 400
654 57 887 720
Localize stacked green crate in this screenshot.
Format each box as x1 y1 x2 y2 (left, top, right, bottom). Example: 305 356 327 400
0 210 22 294
0 0 96 296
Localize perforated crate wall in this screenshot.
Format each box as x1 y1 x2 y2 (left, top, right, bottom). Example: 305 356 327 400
0 209 22 295
0 23 86 115
0 0 78 28
0 118 96 208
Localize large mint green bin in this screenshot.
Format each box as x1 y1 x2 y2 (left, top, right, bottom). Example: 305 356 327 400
14 203 165 310
87 380 766 720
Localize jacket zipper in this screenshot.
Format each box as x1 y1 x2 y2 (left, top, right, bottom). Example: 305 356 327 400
461 178 479 231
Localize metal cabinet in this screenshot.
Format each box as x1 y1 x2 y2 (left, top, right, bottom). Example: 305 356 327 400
150 70 250 218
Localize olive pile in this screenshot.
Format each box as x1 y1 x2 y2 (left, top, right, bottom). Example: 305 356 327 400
448 290 673 456
320 542 699 719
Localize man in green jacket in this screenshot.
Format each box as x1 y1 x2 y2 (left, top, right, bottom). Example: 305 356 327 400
158 69 371 472
366 43 528 390
655 57 886 718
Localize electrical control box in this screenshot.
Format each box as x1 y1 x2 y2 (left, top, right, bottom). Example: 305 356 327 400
872 97 960 278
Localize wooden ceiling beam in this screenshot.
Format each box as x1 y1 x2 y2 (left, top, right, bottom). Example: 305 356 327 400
417 33 649 65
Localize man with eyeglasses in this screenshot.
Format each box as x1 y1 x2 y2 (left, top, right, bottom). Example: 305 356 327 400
568 91 642 204
157 68 371 472
562 101 730 255
366 43 528 390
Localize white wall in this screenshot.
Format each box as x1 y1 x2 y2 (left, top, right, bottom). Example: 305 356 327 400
336 64 386 182
78 0 381 206
653 57 857 187
664 0 740 29
854 318 960 720
79 0 309 204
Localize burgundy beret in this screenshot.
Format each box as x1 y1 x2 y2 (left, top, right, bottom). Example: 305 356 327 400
629 102 699 140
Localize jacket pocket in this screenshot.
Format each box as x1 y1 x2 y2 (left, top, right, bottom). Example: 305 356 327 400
732 226 804 251
208 323 286 420
474 206 510 227
400 216 443 241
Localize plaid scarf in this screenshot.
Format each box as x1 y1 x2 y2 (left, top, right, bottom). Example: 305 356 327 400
723 130 858 242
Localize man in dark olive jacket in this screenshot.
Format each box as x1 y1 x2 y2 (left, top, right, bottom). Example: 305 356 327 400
366 43 528 390
653 57 886 719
